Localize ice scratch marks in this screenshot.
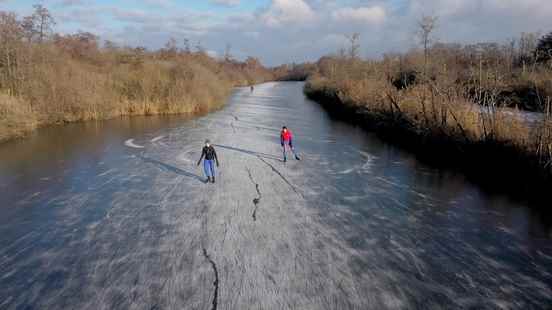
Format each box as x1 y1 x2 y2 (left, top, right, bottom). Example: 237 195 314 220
97 168 117 177
150 136 164 143
338 168 355 175
246 167 262 221
256 156 304 199
124 139 145 149
358 151 373 171
202 248 219 310
125 136 164 149
334 151 375 175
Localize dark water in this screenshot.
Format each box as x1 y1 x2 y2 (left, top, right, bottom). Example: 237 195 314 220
1 82 551 309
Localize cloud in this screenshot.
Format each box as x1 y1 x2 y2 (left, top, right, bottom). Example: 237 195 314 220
55 8 103 28
206 50 218 58
404 0 552 44
110 8 151 24
6 0 552 65
58 0 85 6
261 0 316 27
209 0 240 7
332 6 386 25
143 0 173 8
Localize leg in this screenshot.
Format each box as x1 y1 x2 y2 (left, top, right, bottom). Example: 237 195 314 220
282 145 287 162
209 160 216 182
203 160 212 179
291 147 300 160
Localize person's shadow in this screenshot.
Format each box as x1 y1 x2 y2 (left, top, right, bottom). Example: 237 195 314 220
139 155 206 183
213 144 283 162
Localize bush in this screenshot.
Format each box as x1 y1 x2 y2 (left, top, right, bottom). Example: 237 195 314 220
536 32 552 64
0 7 275 142
0 93 37 141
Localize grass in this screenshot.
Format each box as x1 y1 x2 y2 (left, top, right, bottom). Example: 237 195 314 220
304 55 552 198
0 10 274 143
0 45 273 143
0 93 37 141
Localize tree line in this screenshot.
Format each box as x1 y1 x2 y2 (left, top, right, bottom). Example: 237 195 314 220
0 4 275 142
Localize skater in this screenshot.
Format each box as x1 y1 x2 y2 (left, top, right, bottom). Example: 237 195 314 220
250 85 254 92
280 126 300 162
197 139 219 183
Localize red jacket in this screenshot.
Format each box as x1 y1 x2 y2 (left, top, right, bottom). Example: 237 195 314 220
281 129 293 145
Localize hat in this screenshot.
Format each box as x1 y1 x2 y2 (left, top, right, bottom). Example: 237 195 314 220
205 139 211 144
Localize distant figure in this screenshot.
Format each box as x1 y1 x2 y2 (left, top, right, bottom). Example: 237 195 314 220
197 139 219 183
280 126 300 163
250 85 254 92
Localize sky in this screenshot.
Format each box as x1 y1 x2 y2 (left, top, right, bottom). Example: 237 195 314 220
2 0 552 66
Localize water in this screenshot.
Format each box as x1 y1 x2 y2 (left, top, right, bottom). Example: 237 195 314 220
1 82 551 309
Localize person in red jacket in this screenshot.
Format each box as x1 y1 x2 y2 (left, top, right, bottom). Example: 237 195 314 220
280 126 300 162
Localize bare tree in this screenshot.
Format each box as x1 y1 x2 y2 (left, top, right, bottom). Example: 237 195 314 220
338 47 346 59
165 38 177 51
345 33 360 59
418 15 438 77
183 38 191 54
55 31 99 58
103 40 119 51
245 56 260 68
535 32 552 64
224 43 233 62
23 4 56 43
195 40 205 54
0 12 24 92
21 15 35 43
161 37 178 59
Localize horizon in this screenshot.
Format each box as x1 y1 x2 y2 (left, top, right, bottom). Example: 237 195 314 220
2 0 552 66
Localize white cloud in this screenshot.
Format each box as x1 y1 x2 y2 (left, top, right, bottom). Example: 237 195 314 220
58 0 85 6
7 0 552 65
244 31 260 39
209 0 240 7
143 0 173 8
321 34 348 46
332 6 386 24
207 50 219 58
261 0 316 27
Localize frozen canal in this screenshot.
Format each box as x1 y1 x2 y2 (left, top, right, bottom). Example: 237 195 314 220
1 82 551 309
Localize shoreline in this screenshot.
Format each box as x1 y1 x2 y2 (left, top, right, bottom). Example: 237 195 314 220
0 84 259 145
0 103 223 145
304 83 552 208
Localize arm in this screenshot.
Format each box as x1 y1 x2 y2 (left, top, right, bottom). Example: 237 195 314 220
214 148 220 166
280 133 284 146
197 148 205 166
289 131 293 148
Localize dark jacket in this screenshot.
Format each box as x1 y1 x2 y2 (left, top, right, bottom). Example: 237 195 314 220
198 146 219 165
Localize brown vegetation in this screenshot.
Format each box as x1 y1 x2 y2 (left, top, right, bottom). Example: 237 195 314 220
304 30 552 195
0 6 274 143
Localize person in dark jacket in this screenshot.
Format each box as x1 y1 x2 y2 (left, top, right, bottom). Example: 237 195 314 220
197 139 219 183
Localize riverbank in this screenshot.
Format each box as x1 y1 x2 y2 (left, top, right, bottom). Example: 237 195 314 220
0 50 273 144
0 10 274 144
304 78 552 201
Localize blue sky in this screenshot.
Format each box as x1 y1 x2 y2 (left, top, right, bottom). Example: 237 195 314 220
2 0 552 65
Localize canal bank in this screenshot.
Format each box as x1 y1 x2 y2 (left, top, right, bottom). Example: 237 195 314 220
304 81 552 207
